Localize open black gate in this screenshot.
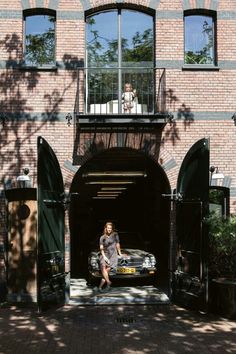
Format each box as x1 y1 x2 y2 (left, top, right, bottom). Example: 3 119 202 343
37 136 66 311
172 138 209 311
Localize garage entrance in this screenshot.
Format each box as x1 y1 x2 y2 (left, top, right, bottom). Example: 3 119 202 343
35 136 209 310
69 147 171 293
5 137 209 310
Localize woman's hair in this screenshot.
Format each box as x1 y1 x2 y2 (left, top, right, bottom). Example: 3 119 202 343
104 222 114 235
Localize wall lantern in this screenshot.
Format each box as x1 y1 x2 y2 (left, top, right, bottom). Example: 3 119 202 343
210 166 225 186
16 168 31 188
65 113 73 126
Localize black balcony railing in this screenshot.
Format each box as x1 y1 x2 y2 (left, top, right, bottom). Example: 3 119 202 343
75 67 168 124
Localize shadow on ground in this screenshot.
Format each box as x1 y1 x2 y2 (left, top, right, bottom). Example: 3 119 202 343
69 278 170 305
0 303 235 353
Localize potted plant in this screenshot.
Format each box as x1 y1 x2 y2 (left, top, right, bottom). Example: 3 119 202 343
207 212 236 318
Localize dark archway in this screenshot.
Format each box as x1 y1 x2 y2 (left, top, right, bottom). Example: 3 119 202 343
69 147 171 288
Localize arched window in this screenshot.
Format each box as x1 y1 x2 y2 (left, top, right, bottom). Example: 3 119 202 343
184 12 216 65
24 10 56 66
86 9 154 114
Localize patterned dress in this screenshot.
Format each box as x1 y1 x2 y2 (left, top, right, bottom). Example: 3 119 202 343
99 232 120 270
122 91 135 110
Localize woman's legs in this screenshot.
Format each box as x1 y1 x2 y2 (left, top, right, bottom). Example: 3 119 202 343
99 278 106 289
99 265 112 289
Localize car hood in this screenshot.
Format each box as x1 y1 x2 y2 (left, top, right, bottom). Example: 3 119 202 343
90 248 152 258
121 248 152 257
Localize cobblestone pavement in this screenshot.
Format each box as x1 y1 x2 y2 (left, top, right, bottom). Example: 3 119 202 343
69 279 170 305
0 304 235 354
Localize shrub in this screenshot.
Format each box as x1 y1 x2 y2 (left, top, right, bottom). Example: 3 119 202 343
207 213 236 280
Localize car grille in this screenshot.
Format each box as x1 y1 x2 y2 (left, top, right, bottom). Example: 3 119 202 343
118 257 143 271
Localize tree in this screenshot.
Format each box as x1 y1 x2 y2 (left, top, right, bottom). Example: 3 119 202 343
123 29 153 63
25 16 55 66
185 20 213 64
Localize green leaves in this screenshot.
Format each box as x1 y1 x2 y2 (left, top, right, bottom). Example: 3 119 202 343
185 20 214 65
207 213 236 279
25 16 55 66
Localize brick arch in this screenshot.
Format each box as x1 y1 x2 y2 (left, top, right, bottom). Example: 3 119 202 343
21 0 60 11
66 134 179 189
82 1 157 13
158 145 178 188
182 0 219 11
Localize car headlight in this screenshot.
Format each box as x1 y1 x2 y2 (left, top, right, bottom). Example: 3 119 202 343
150 255 156 267
142 255 156 268
142 256 152 268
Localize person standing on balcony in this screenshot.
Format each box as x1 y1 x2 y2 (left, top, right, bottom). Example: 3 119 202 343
122 83 136 113
98 222 122 292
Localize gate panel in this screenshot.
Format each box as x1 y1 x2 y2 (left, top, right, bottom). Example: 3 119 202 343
37 136 65 311
5 188 37 303
172 138 209 310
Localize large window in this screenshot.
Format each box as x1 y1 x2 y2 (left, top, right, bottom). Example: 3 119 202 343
24 12 56 66
86 9 154 114
184 13 215 65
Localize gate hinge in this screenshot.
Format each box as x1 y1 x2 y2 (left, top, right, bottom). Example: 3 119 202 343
162 192 183 201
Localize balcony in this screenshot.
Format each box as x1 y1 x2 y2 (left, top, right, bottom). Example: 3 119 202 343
75 68 171 128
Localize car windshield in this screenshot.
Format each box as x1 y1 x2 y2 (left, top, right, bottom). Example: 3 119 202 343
119 232 144 248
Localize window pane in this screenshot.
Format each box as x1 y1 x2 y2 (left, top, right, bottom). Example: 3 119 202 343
185 15 214 64
25 14 55 66
86 11 118 68
86 10 154 114
122 10 153 67
87 69 118 113
122 70 153 113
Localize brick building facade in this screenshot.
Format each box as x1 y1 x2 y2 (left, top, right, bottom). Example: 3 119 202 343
0 0 236 305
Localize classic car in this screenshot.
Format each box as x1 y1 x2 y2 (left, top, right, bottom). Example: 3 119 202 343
87 232 157 284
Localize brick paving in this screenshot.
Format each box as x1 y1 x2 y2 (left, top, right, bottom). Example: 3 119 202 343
0 304 235 354
69 279 170 305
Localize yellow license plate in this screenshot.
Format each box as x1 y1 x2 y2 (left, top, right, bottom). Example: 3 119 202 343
117 267 136 274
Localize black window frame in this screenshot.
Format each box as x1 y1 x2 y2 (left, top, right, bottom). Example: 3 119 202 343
85 8 155 114
184 10 217 67
23 8 56 68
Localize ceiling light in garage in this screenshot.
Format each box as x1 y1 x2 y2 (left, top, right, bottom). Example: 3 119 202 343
97 195 121 197
92 196 117 199
97 191 122 194
97 192 121 196
83 171 146 177
96 196 120 198
85 181 135 185
101 187 127 191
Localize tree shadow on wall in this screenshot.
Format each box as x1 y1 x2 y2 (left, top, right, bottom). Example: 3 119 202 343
0 34 82 302
177 103 194 127
7 207 37 302
0 34 81 185
162 89 195 146
73 129 163 166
